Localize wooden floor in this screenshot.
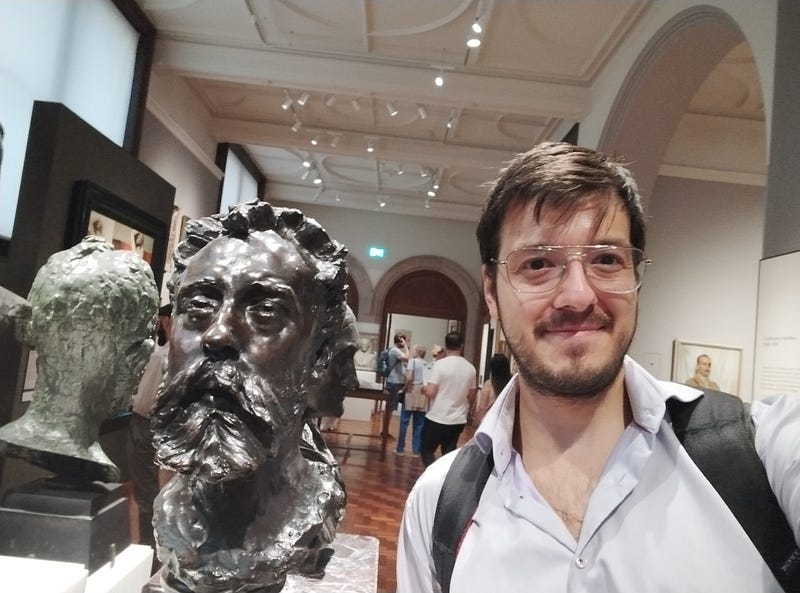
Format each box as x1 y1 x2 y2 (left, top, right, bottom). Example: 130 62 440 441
326 413 474 593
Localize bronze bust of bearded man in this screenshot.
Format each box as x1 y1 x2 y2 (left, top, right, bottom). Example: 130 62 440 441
151 201 352 593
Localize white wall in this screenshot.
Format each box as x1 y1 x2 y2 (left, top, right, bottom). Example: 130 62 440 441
139 111 220 221
631 175 765 400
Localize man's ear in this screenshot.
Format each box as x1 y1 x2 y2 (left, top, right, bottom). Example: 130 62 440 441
481 264 499 320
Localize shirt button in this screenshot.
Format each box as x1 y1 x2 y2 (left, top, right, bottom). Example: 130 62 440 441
575 557 586 569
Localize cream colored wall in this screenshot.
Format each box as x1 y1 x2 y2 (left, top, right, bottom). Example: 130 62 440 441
630 175 765 401
581 1 777 150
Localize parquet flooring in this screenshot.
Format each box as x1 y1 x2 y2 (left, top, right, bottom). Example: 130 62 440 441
326 413 475 593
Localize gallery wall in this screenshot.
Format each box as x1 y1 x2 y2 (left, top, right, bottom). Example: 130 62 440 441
630 175 765 400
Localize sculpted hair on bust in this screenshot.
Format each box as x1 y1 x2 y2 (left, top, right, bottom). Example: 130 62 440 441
476 142 647 270
25 236 157 346
169 200 349 361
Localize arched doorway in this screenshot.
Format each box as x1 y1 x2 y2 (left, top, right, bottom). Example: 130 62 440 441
379 270 467 355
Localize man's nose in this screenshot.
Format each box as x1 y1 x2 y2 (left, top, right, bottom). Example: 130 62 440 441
201 307 240 362
552 259 597 310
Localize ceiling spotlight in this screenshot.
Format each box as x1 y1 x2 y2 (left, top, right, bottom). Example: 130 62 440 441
329 134 340 148
302 158 311 168
433 182 440 190
397 164 405 175
366 139 375 153
425 199 432 208
420 168 430 178
434 73 444 87
291 119 302 133
386 101 399 117
335 191 342 202
324 94 337 107
301 168 312 181
378 197 387 208
466 36 481 48
417 104 427 120
296 92 310 107
446 108 456 129
280 90 293 111
427 190 436 198
351 98 361 112
472 20 482 34
310 135 319 146
313 176 322 185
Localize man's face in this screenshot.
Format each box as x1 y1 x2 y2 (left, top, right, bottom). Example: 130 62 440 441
697 356 712 377
152 231 322 481
482 193 638 398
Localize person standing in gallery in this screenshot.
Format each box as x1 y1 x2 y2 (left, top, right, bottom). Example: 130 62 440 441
397 142 800 593
473 352 512 426
395 344 428 456
382 332 409 439
419 332 477 467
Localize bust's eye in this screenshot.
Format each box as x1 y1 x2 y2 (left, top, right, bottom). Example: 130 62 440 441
248 299 281 321
183 294 218 323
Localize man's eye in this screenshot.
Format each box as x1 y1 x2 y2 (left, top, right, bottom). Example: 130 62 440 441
517 256 557 272
591 251 626 269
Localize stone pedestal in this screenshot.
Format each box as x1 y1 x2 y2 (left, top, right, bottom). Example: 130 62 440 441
0 478 130 572
143 533 379 593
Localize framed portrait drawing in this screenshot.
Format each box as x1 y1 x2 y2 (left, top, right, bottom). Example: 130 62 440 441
66 180 168 290
671 340 743 395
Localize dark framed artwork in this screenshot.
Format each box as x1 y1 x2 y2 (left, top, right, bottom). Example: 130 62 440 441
66 179 168 290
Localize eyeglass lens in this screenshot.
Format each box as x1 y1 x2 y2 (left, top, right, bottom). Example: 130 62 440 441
503 245 647 293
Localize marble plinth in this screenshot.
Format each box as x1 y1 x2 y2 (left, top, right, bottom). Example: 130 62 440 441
282 533 379 593
144 533 379 593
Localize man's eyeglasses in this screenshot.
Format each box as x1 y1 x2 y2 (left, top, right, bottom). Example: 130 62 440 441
490 245 651 294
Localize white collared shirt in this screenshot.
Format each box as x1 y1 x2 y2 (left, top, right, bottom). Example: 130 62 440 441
397 356 800 593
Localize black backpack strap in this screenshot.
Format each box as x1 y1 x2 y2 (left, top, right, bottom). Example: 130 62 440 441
432 440 494 593
667 390 800 591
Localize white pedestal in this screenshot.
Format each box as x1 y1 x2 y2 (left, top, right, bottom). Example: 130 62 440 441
1 544 152 593
85 544 153 593
0 555 87 593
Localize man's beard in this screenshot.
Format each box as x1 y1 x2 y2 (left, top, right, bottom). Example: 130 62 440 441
501 308 634 399
151 359 299 482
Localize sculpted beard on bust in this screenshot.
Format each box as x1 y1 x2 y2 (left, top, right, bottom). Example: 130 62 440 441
151 359 298 482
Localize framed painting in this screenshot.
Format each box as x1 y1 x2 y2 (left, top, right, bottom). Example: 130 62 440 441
66 179 168 290
671 340 743 395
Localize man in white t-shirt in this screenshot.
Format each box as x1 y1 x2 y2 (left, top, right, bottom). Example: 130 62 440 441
421 332 476 466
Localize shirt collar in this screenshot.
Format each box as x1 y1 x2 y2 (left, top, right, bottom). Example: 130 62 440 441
474 355 706 471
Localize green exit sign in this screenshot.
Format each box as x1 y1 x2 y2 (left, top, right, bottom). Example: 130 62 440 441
368 246 385 258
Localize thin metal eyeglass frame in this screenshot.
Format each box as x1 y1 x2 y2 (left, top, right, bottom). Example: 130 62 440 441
489 244 651 294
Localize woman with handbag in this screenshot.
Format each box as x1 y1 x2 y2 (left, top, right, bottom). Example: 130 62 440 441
395 344 428 456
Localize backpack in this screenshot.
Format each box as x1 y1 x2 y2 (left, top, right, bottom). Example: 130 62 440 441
432 390 800 593
376 348 392 378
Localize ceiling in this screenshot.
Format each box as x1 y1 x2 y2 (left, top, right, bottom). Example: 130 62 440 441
138 0 765 222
